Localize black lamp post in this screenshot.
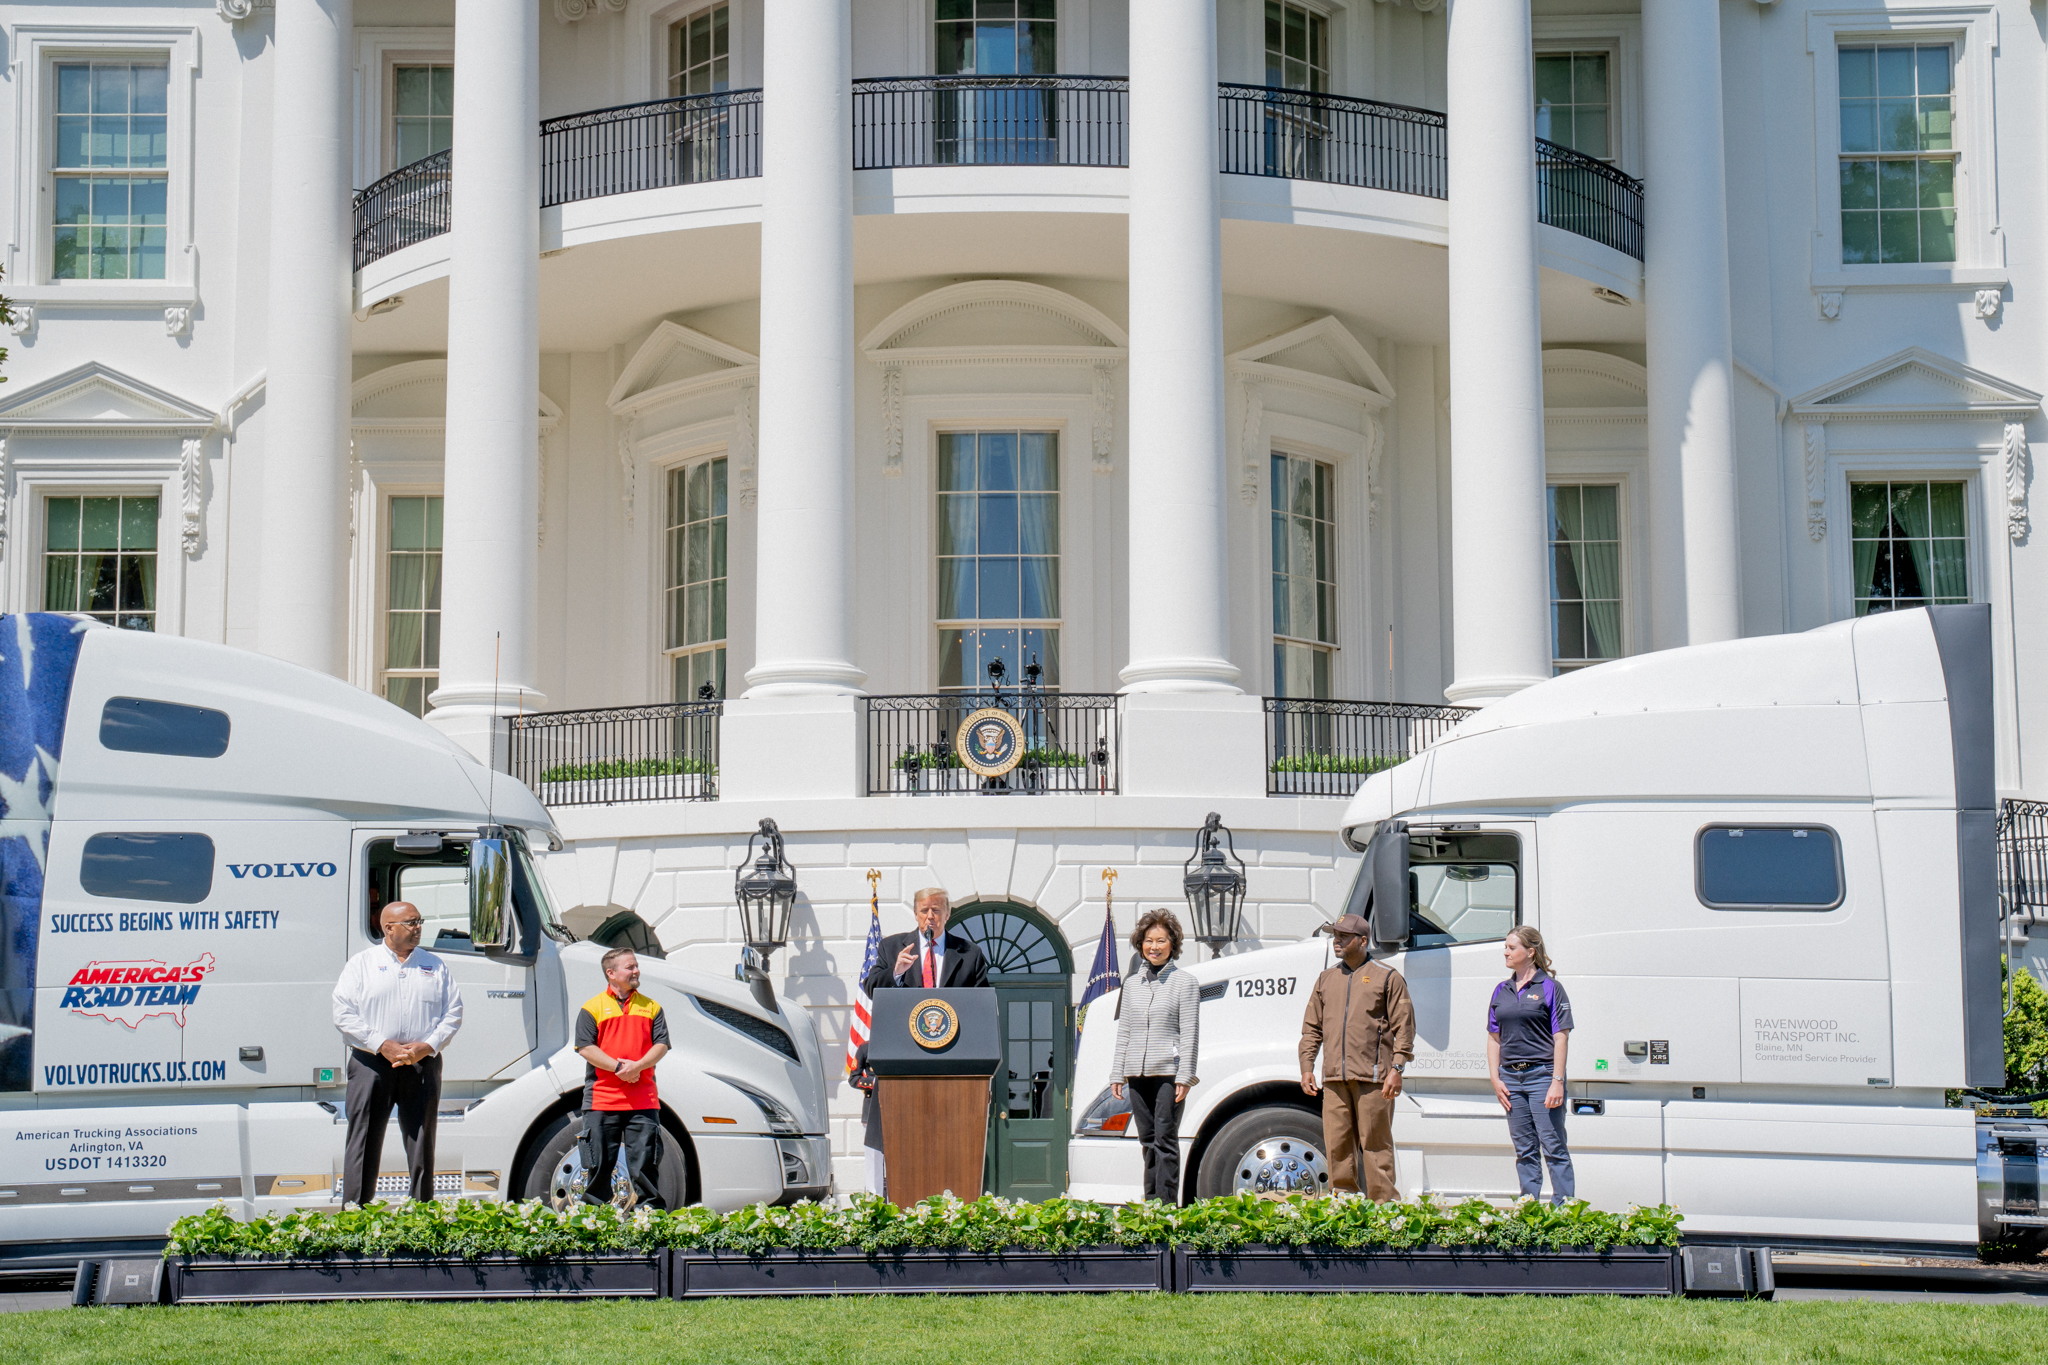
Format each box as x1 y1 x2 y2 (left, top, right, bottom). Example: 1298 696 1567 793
734 817 798 959
1183 811 1248 955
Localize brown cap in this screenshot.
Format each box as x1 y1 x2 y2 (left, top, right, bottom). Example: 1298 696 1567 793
1317 914 1371 938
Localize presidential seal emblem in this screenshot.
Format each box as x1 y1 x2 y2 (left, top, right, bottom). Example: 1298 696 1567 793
955 707 1026 779
910 997 960 1050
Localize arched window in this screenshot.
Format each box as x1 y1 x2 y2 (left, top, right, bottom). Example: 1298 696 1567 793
951 902 1070 979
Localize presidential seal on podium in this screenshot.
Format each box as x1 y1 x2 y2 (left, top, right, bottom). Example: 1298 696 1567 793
910 998 961 1050
955 707 1026 779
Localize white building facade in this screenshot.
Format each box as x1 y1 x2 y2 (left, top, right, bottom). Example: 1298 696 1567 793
2 0 2044 1194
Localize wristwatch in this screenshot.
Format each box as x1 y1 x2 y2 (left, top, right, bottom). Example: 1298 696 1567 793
1392 1063 1406 1074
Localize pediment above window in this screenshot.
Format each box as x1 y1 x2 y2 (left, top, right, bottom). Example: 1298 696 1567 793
1541 349 1647 415
861 281 1129 366
0 362 213 435
351 360 561 432
606 322 759 417
1789 347 2040 423
1227 316 1392 409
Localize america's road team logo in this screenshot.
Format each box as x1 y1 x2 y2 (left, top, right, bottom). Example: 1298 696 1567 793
59 953 218 1029
910 998 960 1050
954 707 1026 779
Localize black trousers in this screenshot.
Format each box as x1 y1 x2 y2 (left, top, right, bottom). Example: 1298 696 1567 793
342 1049 441 1206
578 1109 663 1208
1126 1075 1182 1203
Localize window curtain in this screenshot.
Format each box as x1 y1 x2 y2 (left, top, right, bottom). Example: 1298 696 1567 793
1555 486 1621 659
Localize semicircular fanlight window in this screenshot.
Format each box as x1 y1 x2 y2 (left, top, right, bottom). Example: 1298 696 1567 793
955 908 1066 976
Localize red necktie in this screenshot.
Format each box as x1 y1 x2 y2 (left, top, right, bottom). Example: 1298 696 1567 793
922 939 936 988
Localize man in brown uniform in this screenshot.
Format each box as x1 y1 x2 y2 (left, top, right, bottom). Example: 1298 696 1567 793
1298 913 1415 1201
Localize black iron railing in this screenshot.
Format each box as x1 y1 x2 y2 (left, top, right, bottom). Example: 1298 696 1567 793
542 89 762 209
853 75 1128 170
1999 798 2048 922
867 691 1119 796
1217 82 1445 199
1536 137 1643 261
509 701 720 806
353 82 1648 271
353 149 452 271
1264 697 1476 797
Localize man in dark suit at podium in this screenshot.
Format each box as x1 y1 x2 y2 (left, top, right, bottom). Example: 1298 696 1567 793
864 887 991 993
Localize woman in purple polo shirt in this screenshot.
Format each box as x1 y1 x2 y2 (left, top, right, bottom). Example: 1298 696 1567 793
1486 926 1574 1204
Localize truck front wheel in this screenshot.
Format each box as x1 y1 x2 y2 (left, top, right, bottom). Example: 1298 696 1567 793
521 1113 687 1210
1195 1105 1331 1200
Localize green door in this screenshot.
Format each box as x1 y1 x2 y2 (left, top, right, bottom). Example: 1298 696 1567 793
952 903 1074 1202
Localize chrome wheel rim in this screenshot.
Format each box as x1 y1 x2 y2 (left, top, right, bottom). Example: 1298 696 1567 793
1232 1135 1329 1195
548 1146 591 1206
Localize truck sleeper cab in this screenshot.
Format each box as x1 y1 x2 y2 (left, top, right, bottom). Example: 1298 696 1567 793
1075 606 2036 1257
0 617 830 1272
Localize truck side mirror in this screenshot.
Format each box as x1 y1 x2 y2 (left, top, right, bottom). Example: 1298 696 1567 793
1369 821 1410 956
469 835 513 953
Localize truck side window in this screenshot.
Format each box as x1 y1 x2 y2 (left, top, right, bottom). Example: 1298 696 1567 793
1406 831 1520 948
80 832 215 904
99 697 231 758
1696 825 1844 911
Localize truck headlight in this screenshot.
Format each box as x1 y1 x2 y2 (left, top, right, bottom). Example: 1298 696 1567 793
1076 1086 1133 1137
712 1073 803 1136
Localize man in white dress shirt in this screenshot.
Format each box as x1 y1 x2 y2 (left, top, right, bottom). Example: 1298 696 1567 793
332 901 464 1205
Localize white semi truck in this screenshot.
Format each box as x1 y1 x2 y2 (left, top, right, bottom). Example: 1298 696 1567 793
1073 605 2047 1256
0 615 833 1273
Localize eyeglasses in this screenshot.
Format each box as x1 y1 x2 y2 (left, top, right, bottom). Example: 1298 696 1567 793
387 918 424 929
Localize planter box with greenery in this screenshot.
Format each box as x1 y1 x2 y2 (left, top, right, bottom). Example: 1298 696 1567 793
161 1193 1682 1303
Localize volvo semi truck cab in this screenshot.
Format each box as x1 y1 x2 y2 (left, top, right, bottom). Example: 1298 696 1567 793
0 615 832 1270
1074 605 2041 1256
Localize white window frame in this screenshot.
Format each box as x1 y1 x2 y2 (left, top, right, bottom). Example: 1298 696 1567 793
894 393 1103 694
376 490 445 716
625 0 752 104
1267 447 1340 696
6 466 186 633
1542 479 1628 674
1243 410 1372 699
660 451 731 701
1237 0 1340 92
930 426 1068 692
1531 15 1641 179
5 23 199 307
1541 453 1646 668
353 29 457 186
1806 5 2005 292
1824 456 1991 622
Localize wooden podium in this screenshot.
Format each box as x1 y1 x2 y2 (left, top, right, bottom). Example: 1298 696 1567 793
869 988 1000 1205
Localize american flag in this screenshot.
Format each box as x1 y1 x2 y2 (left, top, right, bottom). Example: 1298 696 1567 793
845 871 883 1075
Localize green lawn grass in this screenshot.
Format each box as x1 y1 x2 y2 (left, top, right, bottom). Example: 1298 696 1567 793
13 1294 2046 1365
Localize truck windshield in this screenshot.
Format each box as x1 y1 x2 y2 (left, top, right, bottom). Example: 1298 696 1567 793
1342 829 1519 949
510 828 575 944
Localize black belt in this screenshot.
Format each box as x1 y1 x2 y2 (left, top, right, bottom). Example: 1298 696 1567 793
1501 1060 1548 1073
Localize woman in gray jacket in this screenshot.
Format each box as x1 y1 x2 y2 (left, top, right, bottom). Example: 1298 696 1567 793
1110 909 1202 1202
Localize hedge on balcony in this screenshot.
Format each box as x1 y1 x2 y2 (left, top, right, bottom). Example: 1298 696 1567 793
165 1193 1682 1261
1268 753 1408 776
538 756 716 783
891 747 1088 771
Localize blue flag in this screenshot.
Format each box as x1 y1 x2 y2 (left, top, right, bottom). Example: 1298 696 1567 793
1074 905 1118 1056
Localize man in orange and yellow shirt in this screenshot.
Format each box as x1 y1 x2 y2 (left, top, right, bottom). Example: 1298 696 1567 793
572 947 670 1209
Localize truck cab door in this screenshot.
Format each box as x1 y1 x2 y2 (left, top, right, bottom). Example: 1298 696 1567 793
1390 821 1535 1198
353 830 537 1083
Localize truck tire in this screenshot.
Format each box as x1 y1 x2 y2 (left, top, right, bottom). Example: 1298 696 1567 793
1195 1105 1331 1200
521 1113 687 1210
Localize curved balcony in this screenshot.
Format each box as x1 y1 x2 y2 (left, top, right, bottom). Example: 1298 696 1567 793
351 78 1644 273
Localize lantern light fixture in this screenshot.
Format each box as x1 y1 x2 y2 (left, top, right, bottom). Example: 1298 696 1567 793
1182 811 1248 954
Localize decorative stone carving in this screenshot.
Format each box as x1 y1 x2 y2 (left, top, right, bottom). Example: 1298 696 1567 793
1363 412 1384 530
537 432 548 549
1237 377 1265 506
1976 288 2003 322
0 436 10 553
617 416 637 526
1091 363 1115 474
164 306 192 338
554 0 627 20
346 439 361 543
6 304 34 340
734 380 758 509
2005 421 2030 542
1815 291 1843 322
1800 419 1828 541
180 437 204 554
879 364 904 476
216 0 272 21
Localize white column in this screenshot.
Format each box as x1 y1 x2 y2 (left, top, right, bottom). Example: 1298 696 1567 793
1443 0 1552 705
1121 0 1239 694
258 0 353 675
1644 2 1740 648
429 0 545 762
744 0 863 697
